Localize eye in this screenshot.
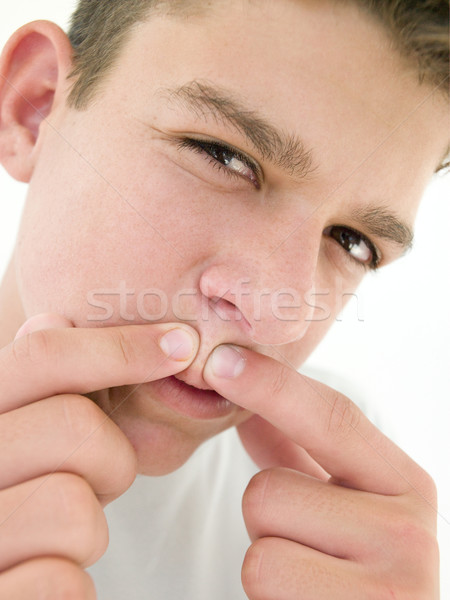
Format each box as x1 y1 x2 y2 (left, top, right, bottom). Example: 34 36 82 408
177 137 261 188
324 225 380 270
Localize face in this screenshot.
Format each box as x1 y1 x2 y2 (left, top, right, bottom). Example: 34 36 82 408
12 0 449 474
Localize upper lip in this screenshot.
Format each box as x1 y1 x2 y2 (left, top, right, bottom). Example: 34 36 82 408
173 374 214 391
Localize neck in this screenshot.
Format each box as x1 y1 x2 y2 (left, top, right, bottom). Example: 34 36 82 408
0 253 26 347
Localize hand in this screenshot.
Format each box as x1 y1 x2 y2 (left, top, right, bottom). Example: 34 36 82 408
0 314 199 598
204 345 439 600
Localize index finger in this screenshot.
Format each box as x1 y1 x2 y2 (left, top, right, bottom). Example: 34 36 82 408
203 344 427 496
0 323 199 414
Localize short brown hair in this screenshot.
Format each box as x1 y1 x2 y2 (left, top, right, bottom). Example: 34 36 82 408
67 0 449 107
67 0 202 108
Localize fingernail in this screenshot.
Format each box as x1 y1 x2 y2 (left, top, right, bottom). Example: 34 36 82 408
159 328 196 361
209 345 246 379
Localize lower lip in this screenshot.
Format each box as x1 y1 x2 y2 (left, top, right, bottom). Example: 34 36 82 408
149 376 238 420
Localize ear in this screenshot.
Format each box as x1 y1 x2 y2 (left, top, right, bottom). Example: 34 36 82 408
0 21 74 182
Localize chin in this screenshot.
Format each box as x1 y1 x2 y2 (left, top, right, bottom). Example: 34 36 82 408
113 413 221 476
91 379 249 476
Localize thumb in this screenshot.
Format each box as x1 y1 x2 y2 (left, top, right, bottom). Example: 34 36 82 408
15 313 75 339
238 414 329 479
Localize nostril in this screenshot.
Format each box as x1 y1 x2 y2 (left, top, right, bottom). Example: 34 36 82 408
210 296 237 318
211 296 235 309
209 297 252 333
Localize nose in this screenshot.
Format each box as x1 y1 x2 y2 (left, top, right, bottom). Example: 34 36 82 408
174 227 321 389
198 245 318 347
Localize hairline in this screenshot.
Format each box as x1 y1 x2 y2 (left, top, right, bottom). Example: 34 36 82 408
66 0 450 172
67 0 450 107
66 0 209 109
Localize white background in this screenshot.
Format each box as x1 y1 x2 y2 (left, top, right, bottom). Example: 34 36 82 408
1 1 449 596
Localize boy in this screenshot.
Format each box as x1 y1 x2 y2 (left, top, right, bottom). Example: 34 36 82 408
0 0 448 598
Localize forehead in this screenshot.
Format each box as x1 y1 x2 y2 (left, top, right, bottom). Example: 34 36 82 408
97 0 448 213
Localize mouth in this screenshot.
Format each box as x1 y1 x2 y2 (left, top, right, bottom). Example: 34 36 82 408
173 374 213 391
148 375 239 420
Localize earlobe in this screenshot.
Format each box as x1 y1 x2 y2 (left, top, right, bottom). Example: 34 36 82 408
0 21 73 182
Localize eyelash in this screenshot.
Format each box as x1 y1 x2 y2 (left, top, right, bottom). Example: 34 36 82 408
177 137 381 270
324 225 381 271
177 137 262 188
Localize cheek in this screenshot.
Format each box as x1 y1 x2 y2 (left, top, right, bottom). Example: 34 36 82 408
15 124 249 325
276 318 334 369
14 149 199 323
272 272 361 369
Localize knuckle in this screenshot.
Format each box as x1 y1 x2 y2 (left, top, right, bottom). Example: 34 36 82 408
325 391 361 441
11 329 54 368
383 503 439 564
270 364 290 398
411 468 438 508
61 394 105 442
241 538 274 599
52 473 108 566
102 436 137 501
96 437 137 505
422 471 438 502
365 583 404 600
243 469 286 545
394 517 437 554
111 327 137 367
60 395 137 501
370 529 439 600
242 469 272 522
33 558 96 600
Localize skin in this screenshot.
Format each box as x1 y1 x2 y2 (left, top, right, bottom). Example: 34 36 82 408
0 0 448 597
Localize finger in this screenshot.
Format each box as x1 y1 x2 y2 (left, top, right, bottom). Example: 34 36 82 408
14 313 74 339
203 345 425 495
0 558 96 600
0 321 199 413
0 473 108 573
242 468 385 559
237 415 329 479
0 395 136 502
242 537 367 600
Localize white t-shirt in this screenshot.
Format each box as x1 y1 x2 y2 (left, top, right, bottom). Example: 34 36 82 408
88 428 259 600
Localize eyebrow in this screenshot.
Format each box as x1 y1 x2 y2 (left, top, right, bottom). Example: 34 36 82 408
161 81 414 251
163 80 316 179
351 206 414 251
